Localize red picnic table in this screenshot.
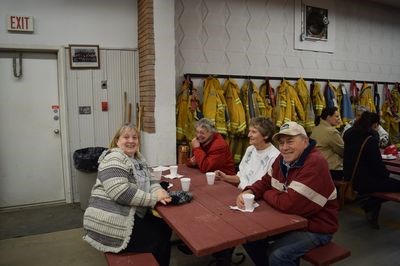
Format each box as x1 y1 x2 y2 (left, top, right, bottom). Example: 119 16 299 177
155 165 308 257
380 155 400 174
382 156 400 167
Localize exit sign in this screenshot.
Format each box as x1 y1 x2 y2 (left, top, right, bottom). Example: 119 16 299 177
7 15 34 32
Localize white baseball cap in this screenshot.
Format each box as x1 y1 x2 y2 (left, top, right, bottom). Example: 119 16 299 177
272 121 307 142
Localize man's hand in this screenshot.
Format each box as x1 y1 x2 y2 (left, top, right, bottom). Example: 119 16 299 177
236 190 253 209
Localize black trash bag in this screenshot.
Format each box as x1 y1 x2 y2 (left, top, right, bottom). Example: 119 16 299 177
73 147 107 173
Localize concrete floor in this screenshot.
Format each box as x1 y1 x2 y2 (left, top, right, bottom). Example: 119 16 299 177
0 201 399 266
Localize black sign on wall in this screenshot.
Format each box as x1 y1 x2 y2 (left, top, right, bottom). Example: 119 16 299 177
78 106 91 115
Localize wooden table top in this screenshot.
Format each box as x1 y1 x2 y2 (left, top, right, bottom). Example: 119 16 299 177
155 165 308 256
383 157 400 167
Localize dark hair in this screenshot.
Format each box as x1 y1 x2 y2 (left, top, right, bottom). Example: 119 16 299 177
249 117 275 143
316 106 338 125
353 111 380 132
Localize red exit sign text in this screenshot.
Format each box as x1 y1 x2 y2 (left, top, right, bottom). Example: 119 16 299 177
7 15 34 32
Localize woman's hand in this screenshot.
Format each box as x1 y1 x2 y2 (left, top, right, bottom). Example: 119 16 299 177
236 190 253 209
191 137 200 148
188 156 196 166
214 170 226 181
156 189 171 205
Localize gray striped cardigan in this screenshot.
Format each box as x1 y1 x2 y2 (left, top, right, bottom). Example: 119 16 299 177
83 148 162 252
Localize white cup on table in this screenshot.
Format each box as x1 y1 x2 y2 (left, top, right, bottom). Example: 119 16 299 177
153 170 162 180
180 177 191 192
169 165 178 177
206 172 215 185
243 194 255 211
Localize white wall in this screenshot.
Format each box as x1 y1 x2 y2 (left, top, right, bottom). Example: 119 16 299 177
1 0 177 174
0 0 139 203
141 0 177 166
0 0 137 48
175 0 400 86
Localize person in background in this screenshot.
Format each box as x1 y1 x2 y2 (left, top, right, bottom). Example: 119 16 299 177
83 124 172 266
310 106 344 179
236 121 338 265
215 117 280 189
187 118 235 175
343 111 400 229
342 105 389 148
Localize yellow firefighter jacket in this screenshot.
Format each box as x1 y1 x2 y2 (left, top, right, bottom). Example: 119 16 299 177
241 80 266 126
176 79 200 142
295 78 315 133
202 77 228 135
222 79 246 135
311 82 326 117
359 82 376 113
275 80 306 127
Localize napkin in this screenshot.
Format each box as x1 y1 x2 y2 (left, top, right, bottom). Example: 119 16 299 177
153 166 169 172
163 174 184 179
382 154 396 160
229 202 259 212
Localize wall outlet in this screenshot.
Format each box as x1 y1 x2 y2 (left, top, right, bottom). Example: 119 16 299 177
101 80 107 89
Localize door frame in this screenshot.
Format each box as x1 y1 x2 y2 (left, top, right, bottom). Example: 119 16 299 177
0 44 72 204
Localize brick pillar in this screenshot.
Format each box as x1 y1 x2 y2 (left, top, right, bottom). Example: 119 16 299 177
138 0 155 133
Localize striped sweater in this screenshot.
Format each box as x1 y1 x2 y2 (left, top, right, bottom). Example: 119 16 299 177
83 148 162 253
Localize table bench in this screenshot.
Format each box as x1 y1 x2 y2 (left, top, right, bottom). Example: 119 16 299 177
333 180 348 209
104 252 158 266
302 241 351 266
334 176 400 209
370 192 400 202
385 164 400 175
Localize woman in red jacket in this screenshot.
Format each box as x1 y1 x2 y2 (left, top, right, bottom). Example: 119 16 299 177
186 118 235 175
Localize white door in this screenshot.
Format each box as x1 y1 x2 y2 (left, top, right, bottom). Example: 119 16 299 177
0 52 65 208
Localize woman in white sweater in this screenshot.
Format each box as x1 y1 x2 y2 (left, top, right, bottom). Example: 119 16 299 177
215 117 280 189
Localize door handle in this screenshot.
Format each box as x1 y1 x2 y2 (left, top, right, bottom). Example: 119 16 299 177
54 129 60 134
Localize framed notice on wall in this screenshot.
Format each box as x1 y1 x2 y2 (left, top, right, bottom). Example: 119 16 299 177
69 44 100 69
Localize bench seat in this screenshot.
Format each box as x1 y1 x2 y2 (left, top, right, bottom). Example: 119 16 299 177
371 192 400 202
105 252 159 266
302 241 351 266
333 180 348 208
385 164 400 175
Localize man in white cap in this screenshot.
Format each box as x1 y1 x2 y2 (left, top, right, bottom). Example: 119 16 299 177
236 121 339 266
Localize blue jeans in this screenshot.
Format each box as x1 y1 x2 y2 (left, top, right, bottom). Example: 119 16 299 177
244 230 332 266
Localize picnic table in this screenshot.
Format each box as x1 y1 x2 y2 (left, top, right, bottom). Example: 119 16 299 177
155 165 308 257
381 155 400 174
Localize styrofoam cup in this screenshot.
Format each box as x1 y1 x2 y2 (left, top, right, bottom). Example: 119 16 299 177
153 170 162 180
243 194 255 211
206 172 215 185
169 165 178 177
180 177 191 192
